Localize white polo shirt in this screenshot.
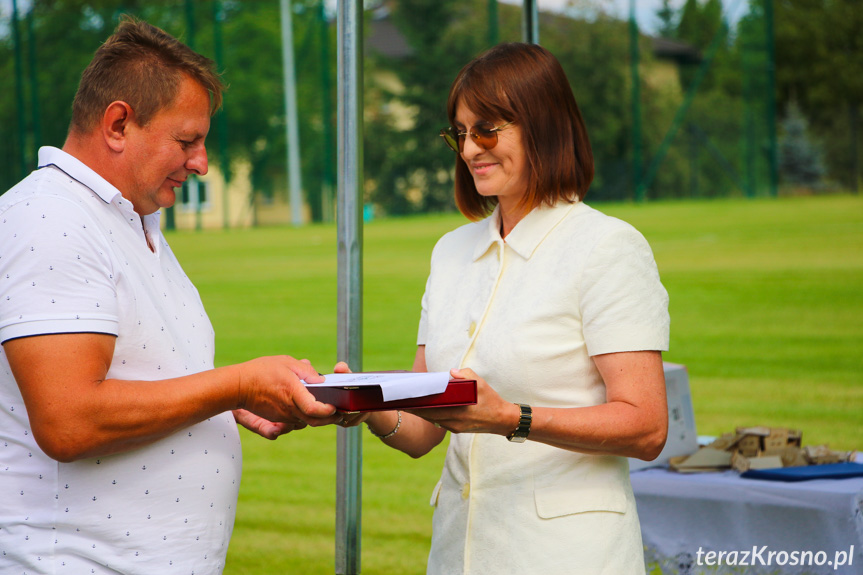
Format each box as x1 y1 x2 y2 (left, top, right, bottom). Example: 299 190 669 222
0 147 242 574
418 201 669 574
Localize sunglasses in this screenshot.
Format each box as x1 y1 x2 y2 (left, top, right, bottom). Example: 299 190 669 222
440 121 513 153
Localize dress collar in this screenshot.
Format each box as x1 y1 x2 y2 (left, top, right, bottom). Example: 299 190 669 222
472 201 581 261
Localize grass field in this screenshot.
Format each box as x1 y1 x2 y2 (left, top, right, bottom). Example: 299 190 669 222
168 194 863 574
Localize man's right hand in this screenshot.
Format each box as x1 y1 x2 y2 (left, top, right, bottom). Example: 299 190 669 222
234 355 340 430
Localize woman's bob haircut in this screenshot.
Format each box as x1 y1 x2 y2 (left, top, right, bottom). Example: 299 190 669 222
447 42 594 220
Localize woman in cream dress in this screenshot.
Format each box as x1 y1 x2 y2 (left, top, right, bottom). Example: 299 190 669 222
352 42 670 575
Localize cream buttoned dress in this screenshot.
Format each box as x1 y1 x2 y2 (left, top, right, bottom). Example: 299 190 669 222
417 200 669 574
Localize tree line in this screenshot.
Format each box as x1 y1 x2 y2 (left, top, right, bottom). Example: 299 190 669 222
1 0 858 222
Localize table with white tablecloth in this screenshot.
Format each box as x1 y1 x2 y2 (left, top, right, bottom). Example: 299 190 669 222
631 459 863 575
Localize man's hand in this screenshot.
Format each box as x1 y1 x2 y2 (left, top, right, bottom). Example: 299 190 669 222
232 408 302 439
235 356 340 430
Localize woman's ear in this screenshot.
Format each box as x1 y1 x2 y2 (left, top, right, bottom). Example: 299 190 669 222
102 101 134 152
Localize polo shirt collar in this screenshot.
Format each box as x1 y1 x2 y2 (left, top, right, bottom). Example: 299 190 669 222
472 200 580 261
38 146 122 205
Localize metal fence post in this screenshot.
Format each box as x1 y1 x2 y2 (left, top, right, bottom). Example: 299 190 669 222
522 0 539 44
763 0 778 197
12 0 27 179
629 0 643 201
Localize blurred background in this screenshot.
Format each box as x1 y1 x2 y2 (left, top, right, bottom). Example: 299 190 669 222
1 0 859 225
3 3 861 573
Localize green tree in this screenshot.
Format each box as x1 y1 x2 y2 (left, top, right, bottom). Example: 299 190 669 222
727 3 774 197
676 0 728 92
543 13 642 200
1 0 138 193
364 0 695 206
0 0 336 220
778 99 824 189
774 0 862 192
656 0 678 39
643 0 769 199
205 0 333 221
364 0 492 215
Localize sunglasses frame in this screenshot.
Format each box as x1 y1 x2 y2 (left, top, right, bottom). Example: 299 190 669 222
439 121 513 153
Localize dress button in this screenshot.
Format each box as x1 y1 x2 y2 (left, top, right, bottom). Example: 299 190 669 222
468 321 477 337
461 483 470 500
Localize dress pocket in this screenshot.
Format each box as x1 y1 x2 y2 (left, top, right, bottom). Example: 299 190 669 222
534 482 627 519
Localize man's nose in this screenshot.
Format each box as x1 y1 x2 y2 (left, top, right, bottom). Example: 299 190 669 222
187 144 208 176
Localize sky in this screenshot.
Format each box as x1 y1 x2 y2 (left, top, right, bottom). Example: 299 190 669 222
497 0 749 34
0 0 751 38
313 1 751 35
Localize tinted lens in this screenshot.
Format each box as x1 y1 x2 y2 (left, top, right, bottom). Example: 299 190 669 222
471 122 498 149
471 122 497 140
440 127 460 152
440 122 503 153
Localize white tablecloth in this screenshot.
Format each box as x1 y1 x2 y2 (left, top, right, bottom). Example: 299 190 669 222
631 459 863 575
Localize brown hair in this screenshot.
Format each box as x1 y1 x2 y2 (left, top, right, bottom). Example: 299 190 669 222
70 15 224 133
447 42 594 220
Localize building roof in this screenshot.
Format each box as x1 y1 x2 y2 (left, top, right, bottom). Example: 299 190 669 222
365 6 700 66
367 6 414 59
652 36 702 65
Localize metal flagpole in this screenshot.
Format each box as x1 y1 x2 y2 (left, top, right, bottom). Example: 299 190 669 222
213 0 232 229
281 0 304 226
319 0 335 222
335 0 363 573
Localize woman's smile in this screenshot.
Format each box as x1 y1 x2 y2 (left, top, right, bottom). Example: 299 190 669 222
471 161 498 176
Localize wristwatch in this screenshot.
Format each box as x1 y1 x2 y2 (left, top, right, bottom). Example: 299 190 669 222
506 403 532 443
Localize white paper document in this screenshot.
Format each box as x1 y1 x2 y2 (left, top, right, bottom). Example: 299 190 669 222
306 372 450 402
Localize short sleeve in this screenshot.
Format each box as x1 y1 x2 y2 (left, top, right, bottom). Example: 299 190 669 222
416 234 447 347
416 283 430 346
580 225 669 356
0 195 119 343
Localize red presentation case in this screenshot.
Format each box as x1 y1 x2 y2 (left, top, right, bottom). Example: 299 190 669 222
307 378 477 412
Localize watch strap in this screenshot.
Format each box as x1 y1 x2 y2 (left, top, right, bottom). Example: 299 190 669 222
507 403 532 443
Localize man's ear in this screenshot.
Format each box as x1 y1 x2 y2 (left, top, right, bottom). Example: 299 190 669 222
102 101 135 152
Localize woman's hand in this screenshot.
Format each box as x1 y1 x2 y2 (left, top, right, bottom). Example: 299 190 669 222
333 361 352 375
327 361 372 428
336 411 372 428
406 367 520 437
323 347 446 458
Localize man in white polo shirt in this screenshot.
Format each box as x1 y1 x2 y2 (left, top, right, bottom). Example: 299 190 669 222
0 17 339 574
